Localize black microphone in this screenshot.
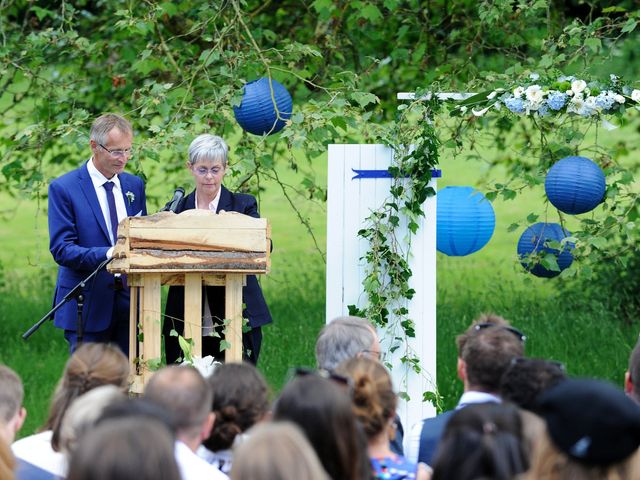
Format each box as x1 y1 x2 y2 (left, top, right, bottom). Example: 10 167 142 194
161 187 185 212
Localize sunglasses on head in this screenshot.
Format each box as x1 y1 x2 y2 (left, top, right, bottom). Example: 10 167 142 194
474 322 527 343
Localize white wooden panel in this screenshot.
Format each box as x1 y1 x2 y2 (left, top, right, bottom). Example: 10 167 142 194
326 144 438 440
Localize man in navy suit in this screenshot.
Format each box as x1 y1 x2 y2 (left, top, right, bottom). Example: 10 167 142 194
163 134 271 365
48 113 146 354
405 314 525 466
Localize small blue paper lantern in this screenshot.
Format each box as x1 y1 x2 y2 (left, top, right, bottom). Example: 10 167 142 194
233 77 293 136
517 222 574 278
436 186 496 256
545 156 606 215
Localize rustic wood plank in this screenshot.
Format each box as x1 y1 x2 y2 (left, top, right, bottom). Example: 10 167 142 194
113 250 268 274
225 274 244 363
184 273 202 358
129 228 267 252
141 273 161 385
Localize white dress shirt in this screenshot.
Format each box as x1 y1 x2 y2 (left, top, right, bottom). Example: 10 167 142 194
87 158 128 246
12 430 67 477
195 187 222 212
175 440 228 480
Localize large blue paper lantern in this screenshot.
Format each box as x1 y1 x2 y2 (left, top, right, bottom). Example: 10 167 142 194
233 77 293 136
545 156 606 215
436 186 496 256
517 222 574 278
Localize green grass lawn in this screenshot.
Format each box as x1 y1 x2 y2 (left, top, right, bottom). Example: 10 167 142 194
1 124 638 435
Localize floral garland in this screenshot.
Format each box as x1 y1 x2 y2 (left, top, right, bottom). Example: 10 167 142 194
454 74 640 119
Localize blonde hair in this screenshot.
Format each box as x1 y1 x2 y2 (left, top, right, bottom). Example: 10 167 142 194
90 113 132 144
231 422 329 480
526 427 640 480
42 343 129 451
335 357 396 439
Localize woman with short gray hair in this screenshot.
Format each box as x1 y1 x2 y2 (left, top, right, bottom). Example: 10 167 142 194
163 134 272 365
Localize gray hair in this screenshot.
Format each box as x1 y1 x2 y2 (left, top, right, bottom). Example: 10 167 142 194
188 134 229 167
89 113 132 144
315 316 377 372
59 385 126 457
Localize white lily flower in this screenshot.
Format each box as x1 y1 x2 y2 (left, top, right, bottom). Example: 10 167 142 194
513 86 525 98
472 106 490 116
182 355 221 378
571 79 587 94
487 91 498 100
631 89 640 102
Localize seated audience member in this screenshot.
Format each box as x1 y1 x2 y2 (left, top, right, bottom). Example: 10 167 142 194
625 337 640 404
144 365 228 480
199 362 270 474
0 366 26 444
59 385 126 457
66 417 180 480
273 373 371 480
0 437 15 480
499 357 567 411
430 402 528 480
407 313 525 466
527 378 640 480
97 397 177 435
315 316 404 456
12 343 129 477
336 357 430 479
231 422 329 480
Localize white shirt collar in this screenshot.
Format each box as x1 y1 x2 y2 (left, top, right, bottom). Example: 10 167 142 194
87 157 122 190
195 187 222 212
456 391 501 409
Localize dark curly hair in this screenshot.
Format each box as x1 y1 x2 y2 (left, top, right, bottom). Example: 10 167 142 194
202 362 269 452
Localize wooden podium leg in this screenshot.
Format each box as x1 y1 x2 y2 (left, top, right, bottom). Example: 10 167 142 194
225 274 244 363
184 273 202 358
129 284 138 377
141 273 161 386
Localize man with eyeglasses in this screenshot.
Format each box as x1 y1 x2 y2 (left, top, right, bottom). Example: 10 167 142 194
406 313 526 466
48 113 146 355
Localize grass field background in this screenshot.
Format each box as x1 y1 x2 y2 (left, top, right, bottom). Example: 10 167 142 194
0 123 638 438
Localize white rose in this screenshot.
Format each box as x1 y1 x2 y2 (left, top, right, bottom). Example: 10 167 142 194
571 79 587 94
566 90 574 97
525 85 544 104
631 89 640 102
513 86 525 98
614 94 625 104
585 96 598 109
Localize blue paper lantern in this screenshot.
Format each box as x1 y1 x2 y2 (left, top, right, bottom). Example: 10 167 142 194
233 77 293 136
517 222 574 278
545 156 606 215
436 186 496 256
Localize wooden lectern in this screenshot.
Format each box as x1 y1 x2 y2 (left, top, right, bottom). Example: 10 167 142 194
108 210 270 393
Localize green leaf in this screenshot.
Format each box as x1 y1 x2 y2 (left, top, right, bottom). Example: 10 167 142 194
359 4 383 22
159 2 178 16
351 91 379 107
169 329 179 337
220 340 232 351
147 358 163 371
584 37 601 53
622 19 638 34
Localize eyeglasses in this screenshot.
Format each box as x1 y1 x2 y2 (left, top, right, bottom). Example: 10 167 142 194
474 322 527 343
193 166 224 177
360 349 387 362
99 143 134 158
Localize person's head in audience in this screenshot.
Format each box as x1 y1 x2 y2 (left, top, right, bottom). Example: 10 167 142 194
456 314 525 394
334 357 396 445
499 357 567 410
273 373 370 480
203 362 270 453
66 417 180 480
97 397 177 437
431 402 528 480
316 316 380 372
0 365 26 444
625 337 640 404
144 365 213 452
59 385 126 457
527 378 640 480
231 422 329 480
43 342 129 451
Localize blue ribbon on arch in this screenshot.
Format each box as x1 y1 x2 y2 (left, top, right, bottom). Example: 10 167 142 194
351 168 442 180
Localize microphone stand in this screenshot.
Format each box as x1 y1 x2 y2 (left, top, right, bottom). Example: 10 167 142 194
23 257 114 342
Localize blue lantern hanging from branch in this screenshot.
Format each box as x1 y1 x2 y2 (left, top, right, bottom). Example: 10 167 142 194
233 77 293 136
517 222 574 278
436 186 495 256
544 156 606 215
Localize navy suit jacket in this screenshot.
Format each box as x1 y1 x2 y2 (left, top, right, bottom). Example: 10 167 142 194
164 186 273 332
48 162 146 332
417 410 455 465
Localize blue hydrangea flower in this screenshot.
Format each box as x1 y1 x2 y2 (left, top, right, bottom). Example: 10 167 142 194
595 92 615 110
547 92 567 111
504 97 525 113
538 104 550 117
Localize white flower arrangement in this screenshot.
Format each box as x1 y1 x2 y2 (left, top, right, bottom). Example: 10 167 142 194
453 75 640 119
125 191 135 204
181 355 221 378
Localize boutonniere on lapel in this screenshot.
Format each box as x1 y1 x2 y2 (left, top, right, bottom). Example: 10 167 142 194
125 191 135 205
